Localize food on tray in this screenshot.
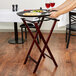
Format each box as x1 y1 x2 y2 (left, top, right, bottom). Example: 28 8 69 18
32 10 43 13
24 9 31 11
23 12 41 15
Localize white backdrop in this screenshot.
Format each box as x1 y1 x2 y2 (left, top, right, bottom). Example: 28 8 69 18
0 0 66 32
0 0 64 9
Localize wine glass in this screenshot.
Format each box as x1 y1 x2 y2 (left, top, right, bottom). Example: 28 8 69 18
45 0 50 10
50 0 55 9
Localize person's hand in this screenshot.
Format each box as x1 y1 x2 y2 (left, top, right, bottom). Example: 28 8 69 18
50 8 55 12
50 11 59 18
50 8 57 12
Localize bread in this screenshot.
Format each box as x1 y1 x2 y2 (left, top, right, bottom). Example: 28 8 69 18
23 12 40 15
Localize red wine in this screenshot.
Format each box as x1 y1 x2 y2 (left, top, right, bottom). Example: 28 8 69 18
45 3 50 8
50 3 55 7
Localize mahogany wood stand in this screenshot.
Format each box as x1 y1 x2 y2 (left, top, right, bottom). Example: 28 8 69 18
21 17 59 73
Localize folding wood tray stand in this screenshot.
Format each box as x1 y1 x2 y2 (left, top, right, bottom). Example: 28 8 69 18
21 17 59 73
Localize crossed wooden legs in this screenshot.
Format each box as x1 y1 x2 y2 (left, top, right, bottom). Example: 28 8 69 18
22 17 58 73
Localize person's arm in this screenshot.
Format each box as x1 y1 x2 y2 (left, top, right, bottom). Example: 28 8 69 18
54 0 70 10
50 0 76 18
56 0 76 15
51 0 70 11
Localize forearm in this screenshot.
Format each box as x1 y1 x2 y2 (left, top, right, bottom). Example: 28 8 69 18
56 0 76 16
54 0 71 10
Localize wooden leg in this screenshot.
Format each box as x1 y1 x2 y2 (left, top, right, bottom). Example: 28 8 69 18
21 18 45 64
33 20 58 73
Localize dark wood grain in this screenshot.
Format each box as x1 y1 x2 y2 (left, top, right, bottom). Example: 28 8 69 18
0 32 76 76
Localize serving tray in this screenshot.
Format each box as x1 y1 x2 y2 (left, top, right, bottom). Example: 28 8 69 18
17 9 51 17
